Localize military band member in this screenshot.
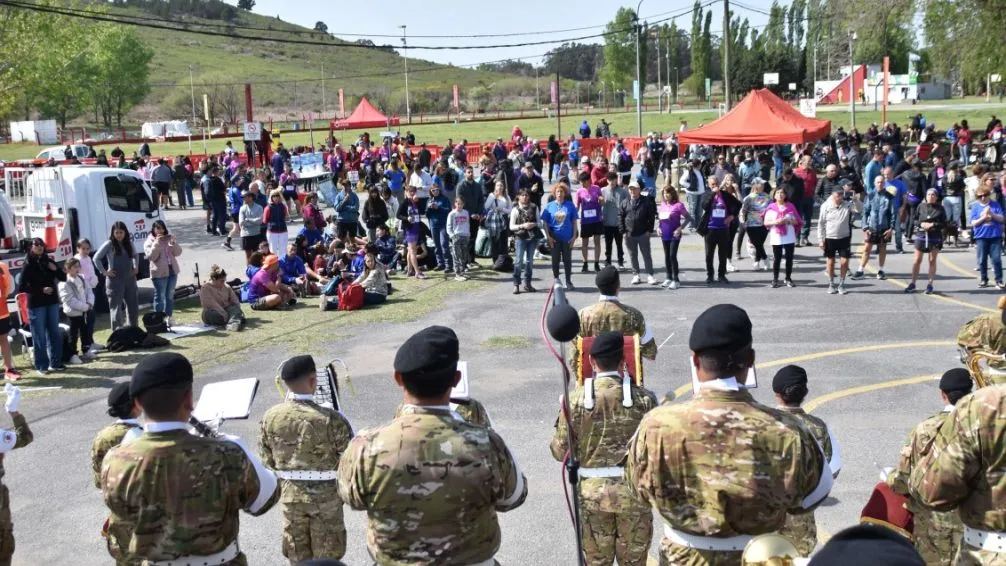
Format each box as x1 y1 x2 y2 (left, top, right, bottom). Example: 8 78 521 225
393 396 494 429
571 266 657 375
773 365 842 556
910 371 1006 566
338 326 527 565
101 352 280 565
90 382 141 489
955 296 1006 384
550 331 657 566
0 385 30 566
625 304 831 565
260 355 354 564
887 368 971 564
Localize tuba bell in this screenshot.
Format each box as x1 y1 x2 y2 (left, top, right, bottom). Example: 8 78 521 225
963 349 1006 388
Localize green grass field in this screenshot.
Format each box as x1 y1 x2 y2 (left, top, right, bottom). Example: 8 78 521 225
4 103 1006 162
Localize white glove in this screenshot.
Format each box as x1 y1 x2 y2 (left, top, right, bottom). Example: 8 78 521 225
4 384 20 413
879 466 894 482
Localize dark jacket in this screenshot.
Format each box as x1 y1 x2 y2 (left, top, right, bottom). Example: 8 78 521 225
900 168 929 206
815 175 845 201
456 179 483 217
698 190 743 232
914 202 946 241
18 253 65 308
361 198 389 229
778 176 803 205
618 196 656 237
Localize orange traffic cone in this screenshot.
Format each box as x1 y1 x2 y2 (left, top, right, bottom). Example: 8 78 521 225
43 203 58 251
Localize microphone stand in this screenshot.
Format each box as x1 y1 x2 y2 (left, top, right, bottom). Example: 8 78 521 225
541 279 586 566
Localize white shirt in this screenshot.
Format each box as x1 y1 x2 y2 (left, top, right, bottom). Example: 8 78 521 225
764 208 797 246
697 377 741 391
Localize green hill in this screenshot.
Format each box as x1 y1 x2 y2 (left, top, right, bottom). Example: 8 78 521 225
92 0 543 125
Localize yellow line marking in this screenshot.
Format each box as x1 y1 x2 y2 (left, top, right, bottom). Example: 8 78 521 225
940 254 979 279
671 341 955 399
804 373 937 413
866 265 996 313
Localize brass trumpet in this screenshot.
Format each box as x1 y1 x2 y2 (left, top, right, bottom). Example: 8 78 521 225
964 349 1006 388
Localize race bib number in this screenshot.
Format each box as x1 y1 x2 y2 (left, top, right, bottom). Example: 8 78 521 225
712 208 726 219
583 209 598 219
285 185 295 193
348 171 360 183
658 209 671 220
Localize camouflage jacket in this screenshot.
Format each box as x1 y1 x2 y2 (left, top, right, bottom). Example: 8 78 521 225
912 387 1006 531
101 427 280 565
957 313 1006 372
259 397 354 503
91 420 141 489
550 374 657 513
777 407 835 469
0 413 33 484
338 405 527 565
624 389 829 537
393 397 494 429
570 299 658 375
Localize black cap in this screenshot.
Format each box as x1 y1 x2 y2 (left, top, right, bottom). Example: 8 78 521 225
547 304 581 343
106 382 133 418
280 355 316 382
772 365 808 393
394 326 460 376
689 304 753 353
590 331 624 360
595 265 619 291
939 368 972 392
809 524 924 565
130 352 194 397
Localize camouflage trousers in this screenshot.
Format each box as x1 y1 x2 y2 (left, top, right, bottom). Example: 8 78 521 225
658 537 744 566
778 511 818 556
281 499 346 563
954 547 1006 566
581 507 652 566
0 484 11 566
914 509 961 566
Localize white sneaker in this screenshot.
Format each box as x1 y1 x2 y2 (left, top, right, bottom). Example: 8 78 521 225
669 280 680 290
166 316 174 327
631 275 642 285
647 275 657 285
83 351 97 361
90 343 105 352
727 261 737 273
661 279 672 288
69 355 83 365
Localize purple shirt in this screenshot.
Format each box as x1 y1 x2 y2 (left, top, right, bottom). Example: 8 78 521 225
246 268 276 303
658 202 688 241
576 186 603 225
707 193 728 231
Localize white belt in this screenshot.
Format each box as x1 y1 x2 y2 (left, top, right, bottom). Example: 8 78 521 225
466 559 495 566
578 466 624 479
274 470 338 481
964 526 1006 553
663 525 755 552
144 540 239 566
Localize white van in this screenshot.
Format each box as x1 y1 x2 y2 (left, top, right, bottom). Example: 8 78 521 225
35 144 91 162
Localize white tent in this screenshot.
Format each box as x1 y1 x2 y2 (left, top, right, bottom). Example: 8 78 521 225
141 120 191 138
8 120 58 144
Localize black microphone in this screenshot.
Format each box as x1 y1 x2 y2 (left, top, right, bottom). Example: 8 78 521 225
547 278 580 343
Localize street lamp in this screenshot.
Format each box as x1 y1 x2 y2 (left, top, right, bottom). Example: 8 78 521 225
400 25 411 124
634 0 644 136
188 65 195 153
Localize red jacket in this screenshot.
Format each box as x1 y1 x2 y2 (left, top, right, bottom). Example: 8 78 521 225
793 166 818 200
590 165 609 188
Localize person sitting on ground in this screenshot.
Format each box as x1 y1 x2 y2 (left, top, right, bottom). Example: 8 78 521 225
247 254 296 311
352 253 389 306
373 224 400 273
200 265 246 331
279 243 325 296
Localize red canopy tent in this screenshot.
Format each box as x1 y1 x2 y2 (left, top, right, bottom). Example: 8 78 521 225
677 89 831 146
332 97 400 130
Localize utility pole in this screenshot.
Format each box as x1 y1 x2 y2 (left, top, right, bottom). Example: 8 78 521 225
666 34 671 113
188 65 195 153
321 63 326 118
849 31 857 129
400 25 411 124
723 0 731 109
556 70 562 139
536 67 540 107
634 0 644 136
656 32 662 115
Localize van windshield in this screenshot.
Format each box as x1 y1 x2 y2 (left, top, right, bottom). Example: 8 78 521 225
105 175 156 213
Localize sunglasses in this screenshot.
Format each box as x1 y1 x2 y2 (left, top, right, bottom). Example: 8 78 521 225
979 194 991 199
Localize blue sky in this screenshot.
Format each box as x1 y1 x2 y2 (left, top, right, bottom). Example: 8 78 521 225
241 0 776 67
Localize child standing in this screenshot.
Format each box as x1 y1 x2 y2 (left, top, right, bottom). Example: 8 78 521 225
73 239 101 356
58 258 95 364
447 197 471 281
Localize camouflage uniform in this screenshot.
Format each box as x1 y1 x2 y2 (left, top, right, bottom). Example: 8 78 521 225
956 313 1006 384
776 407 836 556
101 427 280 565
888 407 962 565
259 395 354 563
338 405 527 565
0 414 32 566
550 374 658 566
393 397 494 429
90 420 140 489
912 387 1006 566
570 298 658 375
624 388 829 566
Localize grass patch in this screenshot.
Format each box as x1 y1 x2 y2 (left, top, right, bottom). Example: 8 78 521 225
482 335 531 349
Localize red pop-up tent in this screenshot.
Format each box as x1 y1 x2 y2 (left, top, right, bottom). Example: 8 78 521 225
678 89 831 146
332 97 400 130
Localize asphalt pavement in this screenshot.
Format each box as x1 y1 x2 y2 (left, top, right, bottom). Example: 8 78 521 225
6 204 997 565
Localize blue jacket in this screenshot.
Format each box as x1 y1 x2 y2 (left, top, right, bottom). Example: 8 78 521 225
862 191 897 232
737 160 760 191
333 190 360 223
228 186 243 215
375 235 397 265
278 254 306 284
426 193 451 229
863 160 882 194
298 226 323 248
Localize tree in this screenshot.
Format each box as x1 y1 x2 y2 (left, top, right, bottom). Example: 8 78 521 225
690 0 706 99
314 21 328 33
543 43 604 82
237 0 255 10
600 7 643 95
89 25 154 127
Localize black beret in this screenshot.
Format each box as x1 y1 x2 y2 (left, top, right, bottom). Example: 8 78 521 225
394 326 459 376
108 381 131 409
772 365 808 393
280 355 316 382
689 304 753 353
590 331 624 360
595 265 619 290
130 352 193 397
939 368 973 392
809 524 924 565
